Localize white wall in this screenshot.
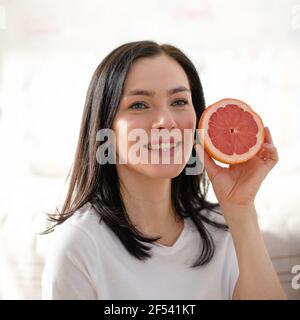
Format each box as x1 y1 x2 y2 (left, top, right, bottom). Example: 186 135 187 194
0 0 299 299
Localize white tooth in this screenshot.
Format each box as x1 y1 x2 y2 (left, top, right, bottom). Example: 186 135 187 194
148 143 178 150
152 144 159 150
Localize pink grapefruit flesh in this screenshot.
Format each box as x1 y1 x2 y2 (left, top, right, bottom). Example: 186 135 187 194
198 98 265 164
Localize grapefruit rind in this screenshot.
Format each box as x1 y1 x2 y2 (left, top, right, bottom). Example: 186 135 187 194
198 98 265 165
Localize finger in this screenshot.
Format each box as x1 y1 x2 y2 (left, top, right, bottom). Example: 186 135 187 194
257 143 279 171
261 143 279 162
264 127 274 144
257 145 265 158
194 143 221 180
258 127 277 160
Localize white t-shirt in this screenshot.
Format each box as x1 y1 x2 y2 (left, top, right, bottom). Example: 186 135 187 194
42 203 239 300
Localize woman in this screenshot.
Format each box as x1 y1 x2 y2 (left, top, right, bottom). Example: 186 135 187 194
41 40 287 300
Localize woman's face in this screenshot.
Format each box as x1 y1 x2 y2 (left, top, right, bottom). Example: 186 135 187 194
112 54 197 179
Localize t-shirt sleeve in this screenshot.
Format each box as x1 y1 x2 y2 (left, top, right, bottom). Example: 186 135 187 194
41 223 98 300
227 233 240 299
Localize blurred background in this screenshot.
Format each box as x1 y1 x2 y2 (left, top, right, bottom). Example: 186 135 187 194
0 0 299 299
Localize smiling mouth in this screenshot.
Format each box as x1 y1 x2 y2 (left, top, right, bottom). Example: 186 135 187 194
143 141 182 151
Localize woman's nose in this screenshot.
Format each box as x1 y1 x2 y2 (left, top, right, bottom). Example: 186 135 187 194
151 108 177 130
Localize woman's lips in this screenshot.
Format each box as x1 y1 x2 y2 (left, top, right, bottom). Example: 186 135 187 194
144 141 182 151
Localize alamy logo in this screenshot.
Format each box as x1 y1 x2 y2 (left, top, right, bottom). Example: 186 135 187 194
95 127 205 175
291 265 300 290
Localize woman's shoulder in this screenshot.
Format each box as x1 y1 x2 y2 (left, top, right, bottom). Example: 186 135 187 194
48 202 105 252
42 203 103 289
63 202 101 230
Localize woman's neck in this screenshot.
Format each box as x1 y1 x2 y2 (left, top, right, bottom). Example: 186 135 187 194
117 166 183 243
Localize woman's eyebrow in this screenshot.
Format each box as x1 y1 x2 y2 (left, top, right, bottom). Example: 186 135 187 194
124 86 191 97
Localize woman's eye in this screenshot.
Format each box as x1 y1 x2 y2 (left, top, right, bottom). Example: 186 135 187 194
172 99 188 107
129 99 188 110
129 102 148 110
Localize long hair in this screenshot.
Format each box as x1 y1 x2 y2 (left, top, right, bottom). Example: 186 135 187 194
43 40 227 267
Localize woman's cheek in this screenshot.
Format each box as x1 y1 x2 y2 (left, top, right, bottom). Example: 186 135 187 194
112 118 129 162
178 111 196 157
113 117 148 163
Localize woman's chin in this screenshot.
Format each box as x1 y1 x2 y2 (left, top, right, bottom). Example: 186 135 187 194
139 164 185 179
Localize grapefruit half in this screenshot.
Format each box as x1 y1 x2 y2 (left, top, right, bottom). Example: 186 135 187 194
198 98 265 164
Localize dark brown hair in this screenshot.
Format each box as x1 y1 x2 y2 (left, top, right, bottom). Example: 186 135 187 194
43 40 227 267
